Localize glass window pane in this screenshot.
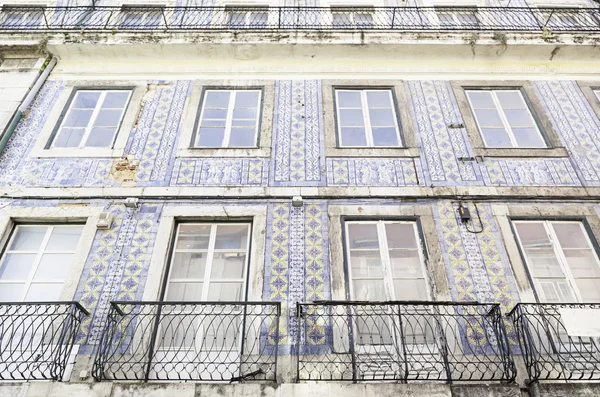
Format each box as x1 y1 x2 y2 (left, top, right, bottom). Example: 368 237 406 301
0 284 23 301
348 223 379 249
170 252 207 280
234 91 259 108
34 254 74 281
63 109 93 128
525 249 565 278
197 128 225 147
166 282 203 301
339 109 365 127
232 108 257 119
102 92 130 108
366 91 392 108
24 283 63 301
94 109 123 127
229 128 256 147
202 109 228 119
54 128 85 147
368 109 395 126
46 226 83 251
503 109 535 127
86 128 117 147
467 91 495 108
389 251 423 278
372 128 399 147
350 250 383 278
337 91 362 108
205 91 230 108
394 279 428 300
515 222 551 249
496 91 526 109
201 119 226 127
214 225 249 250
9 226 47 251
474 109 503 127
210 253 246 279
73 91 101 108
385 223 417 249
176 224 211 250
512 128 545 148
340 128 367 147
481 128 512 147
539 280 576 303
552 223 591 249
352 279 385 301
207 282 243 301
0 254 37 280
575 278 600 302
564 249 600 278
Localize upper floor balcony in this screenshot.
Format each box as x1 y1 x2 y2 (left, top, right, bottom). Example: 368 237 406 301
0 5 599 33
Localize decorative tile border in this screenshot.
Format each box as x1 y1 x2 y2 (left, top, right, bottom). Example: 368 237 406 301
271 80 326 186
535 81 600 186
170 158 269 186
128 81 191 186
326 157 422 186
407 81 483 186
480 158 581 186
433 201 520 348
75 203 163 352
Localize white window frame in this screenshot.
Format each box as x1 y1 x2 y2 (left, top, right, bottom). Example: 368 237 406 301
513 220 600 303
466 89 546 149
1 4 44 27
121 4 165 28
51 89 132 149
0 224 83 302
330 6 375 28
344 220 430 301
195 89 262 148
335 89 402 148
433 6 479 27
224 5 270 28
164 222 251 303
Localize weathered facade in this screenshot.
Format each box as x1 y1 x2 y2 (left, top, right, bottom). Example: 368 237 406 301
1 1 600 396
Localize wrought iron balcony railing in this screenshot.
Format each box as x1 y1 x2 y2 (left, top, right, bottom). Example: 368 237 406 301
296 301 515 382
0 302 89 381
92 301 280 382
0 6 599 32
510 303 600 382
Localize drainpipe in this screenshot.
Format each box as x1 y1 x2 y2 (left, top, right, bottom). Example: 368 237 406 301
0 56 57 154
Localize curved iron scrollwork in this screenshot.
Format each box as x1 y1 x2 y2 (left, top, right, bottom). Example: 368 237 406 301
0 6 598 32
92 301 280 382
510 303 600 382
0 302 89 381
296 301 516 382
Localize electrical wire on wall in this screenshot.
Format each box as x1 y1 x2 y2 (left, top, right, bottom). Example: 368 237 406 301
457 201 484 234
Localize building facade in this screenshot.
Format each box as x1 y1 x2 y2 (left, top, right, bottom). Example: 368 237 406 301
1 1 600 396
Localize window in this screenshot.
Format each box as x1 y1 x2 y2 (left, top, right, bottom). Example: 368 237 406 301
331 7 374 28
466 89 546 148
0 225 83 302
121 5 164 28
513 221 600 303
165 223 250 302
345 221 428 301
594 89 600 102
335 89 402 147
1 5 43 28
226 6 269 28
161 223 250 353
345 220 431 348
51 89 132 148
435 7 479 27
194 89 262 148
